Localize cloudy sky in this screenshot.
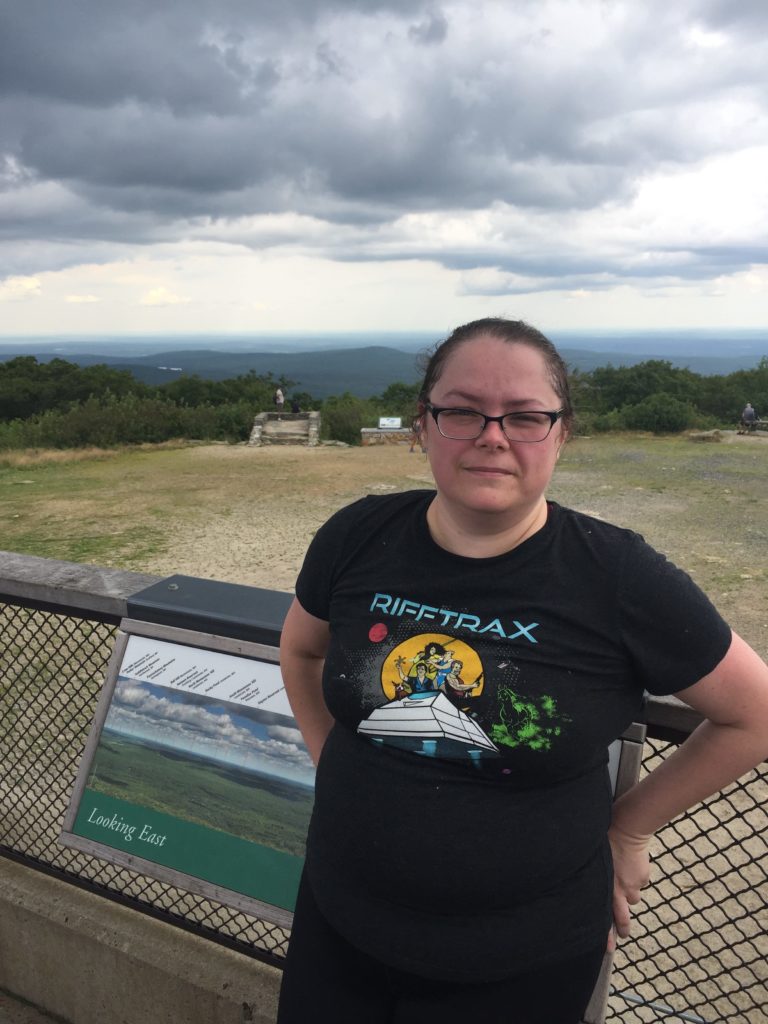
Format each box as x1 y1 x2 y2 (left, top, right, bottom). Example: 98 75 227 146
2 0 767 337
109 678 315 784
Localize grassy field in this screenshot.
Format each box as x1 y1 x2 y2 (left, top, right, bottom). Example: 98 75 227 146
1 432 767 656
0 443 202 565
89 733 313 856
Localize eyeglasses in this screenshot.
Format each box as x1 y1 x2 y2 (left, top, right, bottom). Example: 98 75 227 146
425 403 564 443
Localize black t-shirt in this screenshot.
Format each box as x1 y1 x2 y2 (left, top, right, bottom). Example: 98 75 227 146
295 492 731 981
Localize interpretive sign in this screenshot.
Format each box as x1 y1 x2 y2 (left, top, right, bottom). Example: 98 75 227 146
60 625 314 926
378 416 402 428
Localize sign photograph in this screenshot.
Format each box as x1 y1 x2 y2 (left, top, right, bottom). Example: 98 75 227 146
61 629 314 924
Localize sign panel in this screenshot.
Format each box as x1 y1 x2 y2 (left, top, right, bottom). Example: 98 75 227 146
378 416 402 429
61 628 314 925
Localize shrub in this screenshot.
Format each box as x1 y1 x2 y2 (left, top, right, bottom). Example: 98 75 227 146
622 393 695 434
571 410 599 435
211 401 256 441
321 393 373 445
0 395 256 449
592 409 625 433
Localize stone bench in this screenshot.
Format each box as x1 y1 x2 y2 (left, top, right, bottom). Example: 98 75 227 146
249 411 321 446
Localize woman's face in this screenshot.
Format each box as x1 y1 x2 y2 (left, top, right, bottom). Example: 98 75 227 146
423 335 565 525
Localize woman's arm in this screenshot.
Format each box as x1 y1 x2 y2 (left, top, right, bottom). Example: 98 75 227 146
609 630 768 938
279 597 333 765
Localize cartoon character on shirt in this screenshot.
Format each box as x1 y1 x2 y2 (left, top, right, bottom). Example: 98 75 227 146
395 657 435 694
407 642 450 686
441 660 477 702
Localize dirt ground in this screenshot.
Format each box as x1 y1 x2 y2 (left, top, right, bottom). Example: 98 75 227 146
137 442 437 591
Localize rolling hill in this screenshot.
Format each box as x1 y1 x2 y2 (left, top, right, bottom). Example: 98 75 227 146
1 339 766 398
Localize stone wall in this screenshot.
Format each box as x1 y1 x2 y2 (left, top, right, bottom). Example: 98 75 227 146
360 428 412 446
249 411 320 446
0 858 280 1024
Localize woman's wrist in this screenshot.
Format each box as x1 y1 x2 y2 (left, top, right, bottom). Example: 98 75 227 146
608 815 652 847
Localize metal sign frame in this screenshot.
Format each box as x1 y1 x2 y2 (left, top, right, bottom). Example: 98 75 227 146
60 618 314 928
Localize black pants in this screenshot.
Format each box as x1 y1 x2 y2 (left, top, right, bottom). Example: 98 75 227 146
277 875 605 1024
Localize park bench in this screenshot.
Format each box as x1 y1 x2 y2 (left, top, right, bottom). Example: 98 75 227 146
738 418 768 433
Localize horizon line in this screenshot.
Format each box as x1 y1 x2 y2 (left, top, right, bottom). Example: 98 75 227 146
0 325 767 341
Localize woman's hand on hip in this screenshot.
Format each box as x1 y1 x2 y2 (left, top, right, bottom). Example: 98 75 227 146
608 823 651 941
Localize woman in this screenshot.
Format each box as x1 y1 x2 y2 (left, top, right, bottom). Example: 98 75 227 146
278 318 768 1024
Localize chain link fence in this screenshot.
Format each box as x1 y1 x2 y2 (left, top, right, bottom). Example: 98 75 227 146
0 595 765 1021
0 601 290 966
608 740 766 1023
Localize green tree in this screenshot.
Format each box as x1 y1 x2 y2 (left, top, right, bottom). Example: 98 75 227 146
158 374 221 407
0 356 146 421
375 381 421 422
702 358 768 423
587 361 703 414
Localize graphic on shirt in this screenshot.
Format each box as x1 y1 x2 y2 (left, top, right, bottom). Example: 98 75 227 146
356 632 498 760
491 687 571 753
353 628 574 764
379 634 484 703
369 592 540 644
357 691 498 759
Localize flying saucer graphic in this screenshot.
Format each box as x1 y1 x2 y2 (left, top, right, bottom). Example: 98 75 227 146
357 691 498 757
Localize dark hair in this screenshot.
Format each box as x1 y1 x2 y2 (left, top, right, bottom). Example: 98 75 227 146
417 317 573 432
422 642 446 658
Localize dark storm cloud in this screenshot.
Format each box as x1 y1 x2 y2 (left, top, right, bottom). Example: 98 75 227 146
0 7 248 116
698 0 768 32
344 247 712 286
409 9 449 44
1 0 766 288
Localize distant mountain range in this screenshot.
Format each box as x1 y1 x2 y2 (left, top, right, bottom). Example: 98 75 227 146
1 331 766 399
3 346 423 398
